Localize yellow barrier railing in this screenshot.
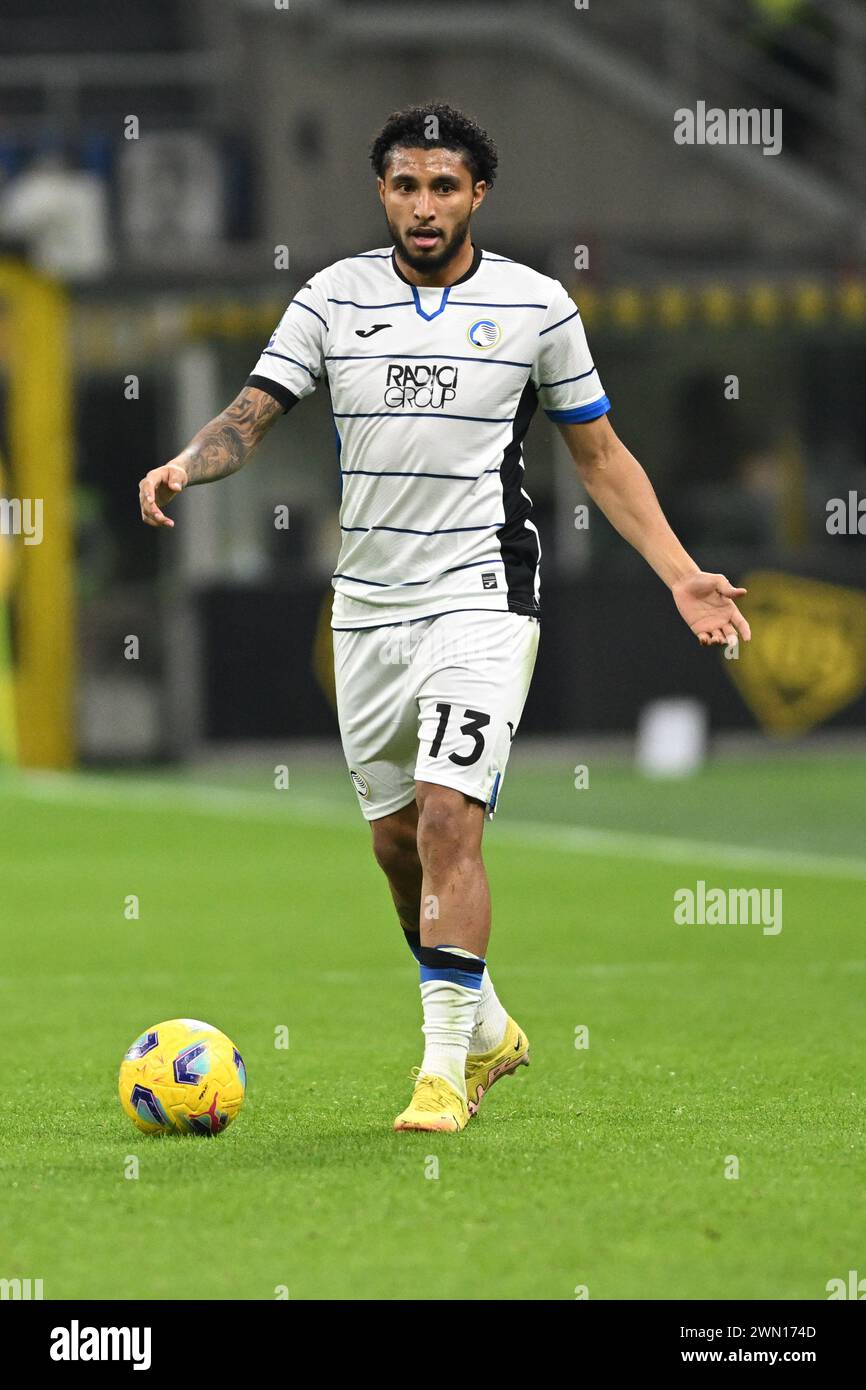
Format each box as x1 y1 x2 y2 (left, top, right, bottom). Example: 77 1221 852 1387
0 258 74 768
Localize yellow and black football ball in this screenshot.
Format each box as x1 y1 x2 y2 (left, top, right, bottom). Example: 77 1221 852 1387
118 1018 246 1136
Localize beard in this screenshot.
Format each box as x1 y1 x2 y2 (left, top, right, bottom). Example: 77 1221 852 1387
387 210 473 276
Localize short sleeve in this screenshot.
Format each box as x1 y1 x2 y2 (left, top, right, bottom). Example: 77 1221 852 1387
246 271 329 412
532 280 610 423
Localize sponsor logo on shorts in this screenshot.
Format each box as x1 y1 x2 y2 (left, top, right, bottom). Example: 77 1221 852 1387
350 770 369 797
481 572 498 590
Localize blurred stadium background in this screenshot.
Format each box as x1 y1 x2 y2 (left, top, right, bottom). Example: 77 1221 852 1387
1 0 865 772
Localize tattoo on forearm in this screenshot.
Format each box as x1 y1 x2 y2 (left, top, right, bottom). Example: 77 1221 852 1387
181 387 283 485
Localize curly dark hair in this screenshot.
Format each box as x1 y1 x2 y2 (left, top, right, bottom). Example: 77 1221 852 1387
370 103 498 188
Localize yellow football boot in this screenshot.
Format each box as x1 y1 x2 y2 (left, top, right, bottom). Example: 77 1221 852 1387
393 1069 469 1133
465 1016 530 1117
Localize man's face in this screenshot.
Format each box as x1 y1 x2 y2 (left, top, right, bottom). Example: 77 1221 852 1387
378 146 486 275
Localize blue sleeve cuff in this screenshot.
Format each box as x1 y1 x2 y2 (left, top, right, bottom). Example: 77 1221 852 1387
544 395 611 423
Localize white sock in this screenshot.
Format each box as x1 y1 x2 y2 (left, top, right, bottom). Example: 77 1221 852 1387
419 948 483 1098
468 968 509 1055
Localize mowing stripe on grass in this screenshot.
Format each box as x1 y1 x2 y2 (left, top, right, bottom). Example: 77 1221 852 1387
10 770 866 882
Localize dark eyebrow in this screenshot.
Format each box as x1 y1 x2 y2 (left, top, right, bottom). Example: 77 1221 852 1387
391 173 461 186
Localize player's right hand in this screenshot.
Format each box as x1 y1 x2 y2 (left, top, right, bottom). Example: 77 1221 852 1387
138 461 188 528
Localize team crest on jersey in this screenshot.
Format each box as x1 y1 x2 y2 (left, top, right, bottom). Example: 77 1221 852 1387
468 319 501 349
350 770 370 797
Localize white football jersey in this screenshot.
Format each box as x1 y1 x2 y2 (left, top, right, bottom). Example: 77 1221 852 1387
247 243 610 629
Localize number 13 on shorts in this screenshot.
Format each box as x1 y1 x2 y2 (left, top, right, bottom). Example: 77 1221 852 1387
413 612 539 815
416 695 522 817
428 704 491 766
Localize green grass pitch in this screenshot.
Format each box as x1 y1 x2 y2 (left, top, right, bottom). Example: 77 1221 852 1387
0 750 863 1300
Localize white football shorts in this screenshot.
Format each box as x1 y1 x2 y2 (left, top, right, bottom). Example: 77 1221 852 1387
333 609 540 821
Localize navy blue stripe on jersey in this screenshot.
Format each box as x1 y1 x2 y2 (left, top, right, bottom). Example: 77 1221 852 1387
538 365 598 388
538 306 580 336
341 523 503 535
333 411 515 422
245 375 299 413
447 300 547 309
327 297 545 312
325 353 532 369
333 557 504 587
261 349 319 380
545 396 611 423
497 379 541 617
340 467 501 480
291 298 328 330
328 298 414 310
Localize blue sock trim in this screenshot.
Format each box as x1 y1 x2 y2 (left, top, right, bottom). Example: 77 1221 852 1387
419 964 483 989
418 943 485 990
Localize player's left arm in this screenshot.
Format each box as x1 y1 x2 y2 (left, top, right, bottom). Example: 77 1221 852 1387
556 413 751 648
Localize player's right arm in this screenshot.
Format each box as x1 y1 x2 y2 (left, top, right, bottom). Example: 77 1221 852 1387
140 268 328 528
138 384 284 528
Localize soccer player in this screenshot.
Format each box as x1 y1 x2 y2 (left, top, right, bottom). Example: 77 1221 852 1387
139 104 751 1133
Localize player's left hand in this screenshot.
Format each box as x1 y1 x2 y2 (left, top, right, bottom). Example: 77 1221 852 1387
672 571 751 649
